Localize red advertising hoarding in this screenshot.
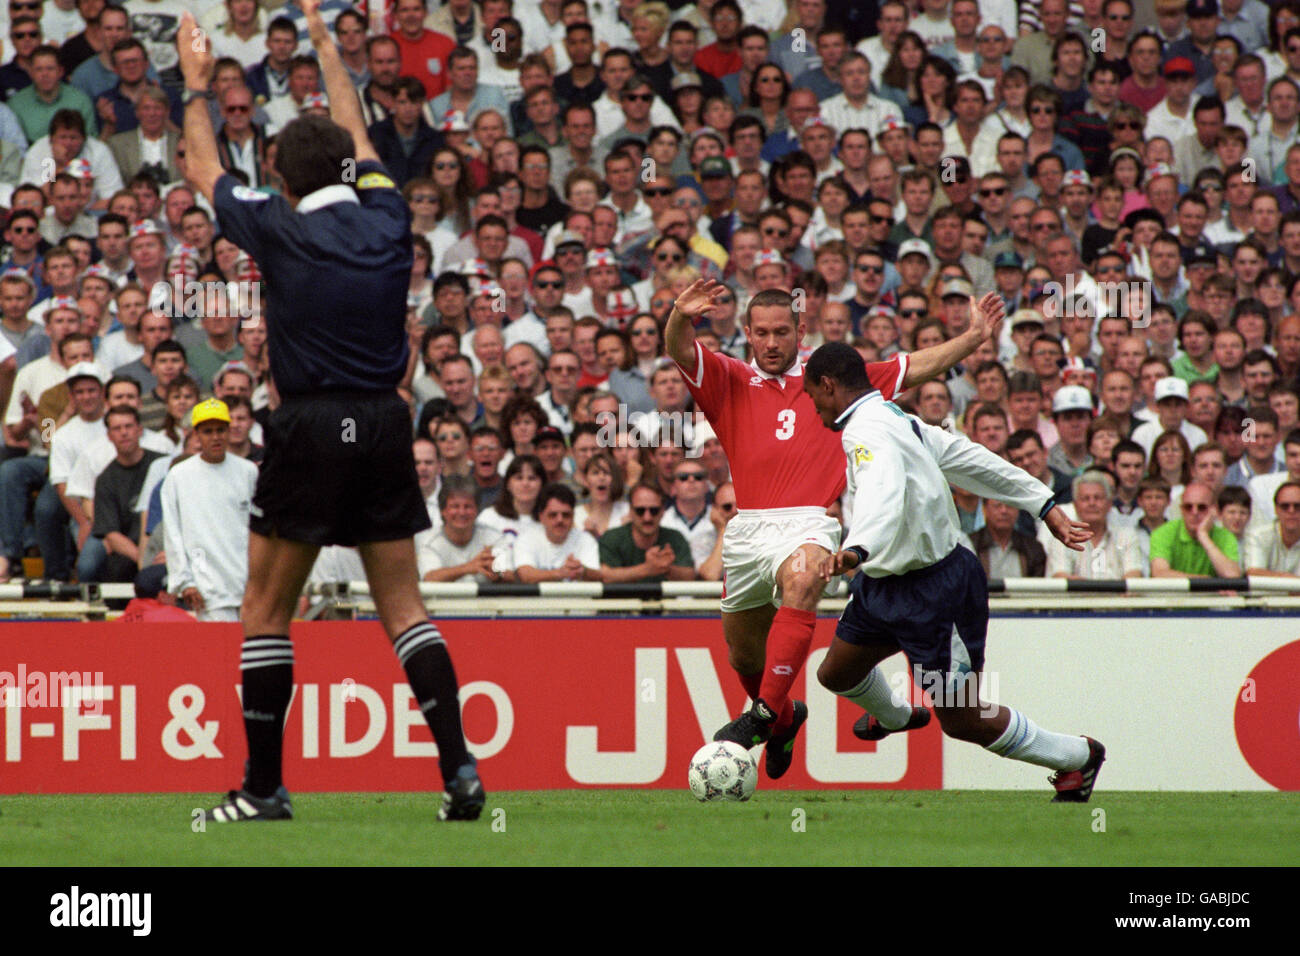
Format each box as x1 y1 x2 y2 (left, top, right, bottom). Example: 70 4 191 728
0 620 943 793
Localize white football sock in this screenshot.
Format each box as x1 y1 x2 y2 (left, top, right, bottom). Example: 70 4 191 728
986 709 1090 771
839 667 913 730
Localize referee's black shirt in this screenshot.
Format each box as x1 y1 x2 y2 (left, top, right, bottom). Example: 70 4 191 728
213 161 411 396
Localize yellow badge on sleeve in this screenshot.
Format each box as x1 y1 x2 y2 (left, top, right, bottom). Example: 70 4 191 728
853 446 872 466
357 172 395 190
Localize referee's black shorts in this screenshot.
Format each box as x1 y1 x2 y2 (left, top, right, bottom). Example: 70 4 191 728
251 390 431 547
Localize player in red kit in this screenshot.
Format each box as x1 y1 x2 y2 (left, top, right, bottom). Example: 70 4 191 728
666 280 1006 777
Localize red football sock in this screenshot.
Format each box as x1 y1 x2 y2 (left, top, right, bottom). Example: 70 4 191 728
759 606 817 728
738 671 762 701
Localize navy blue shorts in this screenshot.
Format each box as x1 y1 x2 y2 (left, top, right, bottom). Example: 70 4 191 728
835 546 988 679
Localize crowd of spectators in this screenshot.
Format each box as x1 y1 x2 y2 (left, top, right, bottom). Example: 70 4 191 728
5 0 1300 592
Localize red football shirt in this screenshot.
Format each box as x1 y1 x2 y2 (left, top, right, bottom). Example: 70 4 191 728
676 342 909 510
694 44 742 79
391 29 456 100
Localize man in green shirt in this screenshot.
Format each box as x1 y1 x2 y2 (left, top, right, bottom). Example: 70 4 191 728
1150 481 1242 578
599 483 695 583
7 45 96 144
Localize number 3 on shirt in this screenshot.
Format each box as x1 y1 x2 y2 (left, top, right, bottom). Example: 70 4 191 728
775 409 796 440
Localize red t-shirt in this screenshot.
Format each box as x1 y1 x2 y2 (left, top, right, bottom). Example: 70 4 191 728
695 44 742 79
676 342 909 510
1117 76 1166 114
391 28 456 100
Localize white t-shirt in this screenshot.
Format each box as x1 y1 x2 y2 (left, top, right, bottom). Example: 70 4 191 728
48 414 106 487
66 428 173 499
161 453 259 610
512 524 600 572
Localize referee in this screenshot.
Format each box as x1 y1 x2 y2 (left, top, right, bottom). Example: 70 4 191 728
178 2 484 822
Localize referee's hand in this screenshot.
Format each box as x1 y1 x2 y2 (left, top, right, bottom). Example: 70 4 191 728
819 549 861 581
1045 508 1092 552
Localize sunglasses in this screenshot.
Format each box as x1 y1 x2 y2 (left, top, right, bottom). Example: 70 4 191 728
434 161 458 171
1030 105 1056 115
225 105 250 113
550 365 579 374
980 187 1007 197
535 279 563 289
676 472 707 481
674 198 701 208
1031 222 1056 231
869 214 893 225
644 187 672 197
11 30 38 39
855 264 884 273
1181 503 1210 512
9 226 36 234
763 227 789 237
411 195 439 203
899 308 926 318
1201 183 1224 192
1277 501 1300 511
633 505 662 516
1112 121 1141 131
622 93 653 102
557 247 584 255
656 252 684 263
632 328 658 336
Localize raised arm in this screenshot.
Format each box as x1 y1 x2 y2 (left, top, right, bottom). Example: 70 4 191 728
665 278 727 375
176 12 223 204
901 292 1006 389
301 0 379 164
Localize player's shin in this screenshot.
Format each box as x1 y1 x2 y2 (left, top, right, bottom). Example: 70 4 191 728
394 621 473 783
839 666 914 729
758 606 817 730
984 706 1091 771
240 635 295 798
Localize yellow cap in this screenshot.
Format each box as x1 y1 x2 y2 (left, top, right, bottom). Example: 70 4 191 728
191 398 231 428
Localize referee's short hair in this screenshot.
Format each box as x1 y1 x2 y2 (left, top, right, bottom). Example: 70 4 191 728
275 114 358 201
804 342 871 391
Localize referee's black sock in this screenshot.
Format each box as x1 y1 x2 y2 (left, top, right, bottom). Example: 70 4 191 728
394 622 472 785
240 635 294 799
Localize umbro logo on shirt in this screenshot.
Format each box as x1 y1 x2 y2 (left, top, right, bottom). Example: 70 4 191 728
749 376 764 386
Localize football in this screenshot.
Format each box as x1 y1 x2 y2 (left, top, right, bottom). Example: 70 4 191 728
688 741 757 802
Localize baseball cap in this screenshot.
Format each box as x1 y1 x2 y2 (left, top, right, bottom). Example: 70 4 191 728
1187 242 1218 266
1063 169 1092 189
940 277 974 299
191 398 231 427
878 117 909 135
439 109 469 133
0 268 35 293
586 247 616 270
1146 162 1176 180
801 115 834 134
128 219 163 242
65 361 106 386
301 91 328 109
1052 385 1094 414
1010 308 1044 330
691 418 717 454
44 294 80 316
699 156 732 179
994 251 1024 270
65 158 93 180
1163 56 1196 78
554 229 586 250
1154 376 1190 402
897 238 935 266
460 258 491 277
1186 0 1217 18
754 248 785 268
79 263 114 286
534 425 566 446
671 71 704 91
1059 355 1098 379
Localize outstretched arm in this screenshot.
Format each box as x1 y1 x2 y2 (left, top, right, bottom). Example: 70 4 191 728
176 13 222 204
901 292 1006 389
301 0 379 164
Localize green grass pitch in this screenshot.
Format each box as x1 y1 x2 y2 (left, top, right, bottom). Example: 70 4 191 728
4 791 1297 866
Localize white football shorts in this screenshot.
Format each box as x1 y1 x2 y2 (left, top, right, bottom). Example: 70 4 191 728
721 507 842 612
